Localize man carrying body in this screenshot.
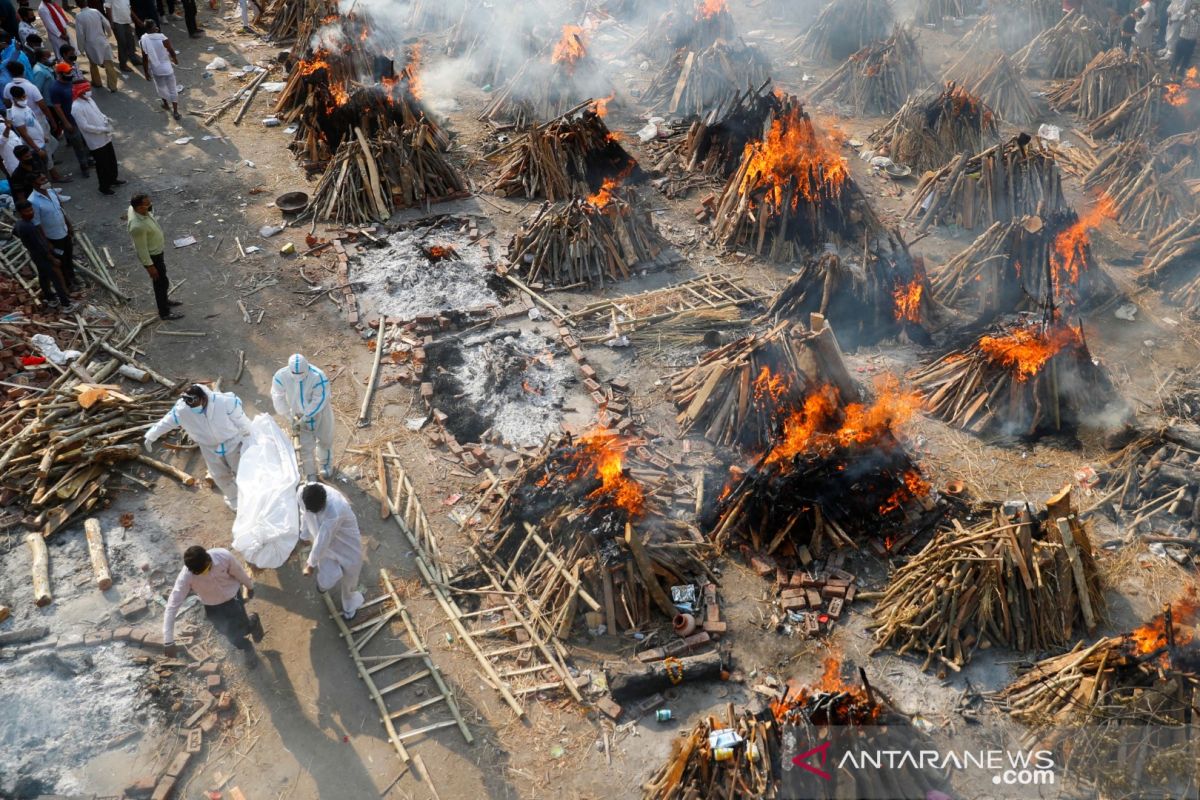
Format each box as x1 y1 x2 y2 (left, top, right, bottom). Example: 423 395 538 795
145 384 251 510
162 545 264 664
271 354 334 478
298 482 364 619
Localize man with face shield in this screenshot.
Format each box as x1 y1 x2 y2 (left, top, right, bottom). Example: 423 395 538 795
144 384 252 510
270 354 334 478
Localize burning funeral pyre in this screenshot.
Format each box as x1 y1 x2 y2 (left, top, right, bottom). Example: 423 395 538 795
808 26 930 116
869 83 998 174
1082 136 1199 242
870 487 1103 674
480 24 615 127
1099 424 1200 547
1047 47 1156 120
1084 75 1176 141
711 95 878 262
906 135 1067 232
911 311 1122 437
790 0 895 64
759 229 944 349
632 0 739 62
1013 11 1104 79
506 186 673 288
930 201 1119 321
487 102 643 202
942 51 1038 126
643 38 772 119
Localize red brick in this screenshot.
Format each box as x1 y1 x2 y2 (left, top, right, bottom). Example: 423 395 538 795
150 776 175 800
205 674 222 693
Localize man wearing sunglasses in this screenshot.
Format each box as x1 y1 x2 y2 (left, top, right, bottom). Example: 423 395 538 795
163 545 263 664
144 383 252 511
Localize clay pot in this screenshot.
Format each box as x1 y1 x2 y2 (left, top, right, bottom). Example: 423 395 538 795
673 613 697 637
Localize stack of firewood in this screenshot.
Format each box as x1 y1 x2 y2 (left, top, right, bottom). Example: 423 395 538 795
911 313 1120 436
488 102 641 201
479 38 614 127
642 706 775 800
905 136 1066 231
262 0 334 42
914 0 966 25
943 51 1038 125
654 81 778 181
1086 76 1163 139
627 0 738 62
869 83 998 174
506 189 670 287
1140 213 1200 310
809 26 930 115
1014 11 1104 78
1047 48 1155 118
956 0 1061 54
1084 140 1198 240
871 487 1103 675
643 39 771 118
790 0 895 63
1100 425 1200 543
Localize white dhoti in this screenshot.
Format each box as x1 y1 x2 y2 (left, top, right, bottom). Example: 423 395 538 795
152 72 178 103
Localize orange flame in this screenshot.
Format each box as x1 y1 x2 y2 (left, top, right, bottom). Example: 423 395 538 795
697 0 728 18
879 470 931 515
548 427 645 517
1049 197 1115 300
552 25 588 70
1164 67 1200 107
753 365 789 408
892 280 923 324
1126 589 1199 663
977 321 1084 381
592 92 615 118
769 650 882 725
586 162 634 209
737 104 848 212
404 44 423 102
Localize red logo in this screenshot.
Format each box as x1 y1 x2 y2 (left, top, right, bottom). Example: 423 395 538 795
791 740 833 780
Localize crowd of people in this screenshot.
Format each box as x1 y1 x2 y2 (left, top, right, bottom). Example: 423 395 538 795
1108 0 1200 75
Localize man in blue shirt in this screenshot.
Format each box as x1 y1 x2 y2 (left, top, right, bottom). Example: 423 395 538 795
47 63 92 178
29 172 78 292
14 199 73 310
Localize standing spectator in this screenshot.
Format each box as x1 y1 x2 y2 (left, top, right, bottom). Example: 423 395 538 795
16 7 36 45
139 20 179 120
131 0 159 33
1172 6 1200 72
8 145 45 199
5 61 64 170
1136 1 1158 48
21 33 46 64
105 0 143 71
75 0 120 92
0 118 22 175
0 0 17 41
38 0 74 64
29 172 78 293
6 86 66 182
57 45 86 81
128 192 183 320
14 199 73 310
69 81 123 193
0 32 32 93
1122 7 1140 51
47 63 93 179
181 0 202 37
30 49 56 98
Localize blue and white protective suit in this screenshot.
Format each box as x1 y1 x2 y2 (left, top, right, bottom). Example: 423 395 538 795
271 354 334 477
145 386 252 509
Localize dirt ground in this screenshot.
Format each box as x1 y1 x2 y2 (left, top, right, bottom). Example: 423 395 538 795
2 1 1199 799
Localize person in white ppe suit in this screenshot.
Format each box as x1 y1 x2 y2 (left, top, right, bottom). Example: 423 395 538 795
298 482 364 619
145 384 252 511
271 354 334 478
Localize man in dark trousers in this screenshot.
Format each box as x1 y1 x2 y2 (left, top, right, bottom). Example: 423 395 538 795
14 199 73 310
29 172 78 292
162 545 264 665
128 192 183 319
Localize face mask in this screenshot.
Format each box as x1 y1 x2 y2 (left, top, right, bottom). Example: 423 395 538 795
15 101 25 108
82 92 91 100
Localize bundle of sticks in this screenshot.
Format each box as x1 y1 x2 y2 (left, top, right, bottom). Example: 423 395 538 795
261 0 334 42
305 123 467 225
668 320 861 451
1100 425 1200 543
869 83 998 174
479 49 613 128
808 26 930 116
1013 11 1104 78
654 80 778 180
1083 140 1197 240
713 94 878 261
870 487 1103 674
1086 76 1162 139
943 51 1038 125
911 312 1121 436
914 0 966 25
487 102 642 201
1140 213 1200 309
790 0 895 64
905 136 1066 232
288 81 440 168
643 39 772 118
642 705 774 800
273 39 368 121
1047 48 1155 118
506 190 670 288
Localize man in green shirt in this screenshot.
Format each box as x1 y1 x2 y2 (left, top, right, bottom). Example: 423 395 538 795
128 192 183 320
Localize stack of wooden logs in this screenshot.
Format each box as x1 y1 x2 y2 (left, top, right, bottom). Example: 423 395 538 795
869 83 998 174
1100 424 1200 545
1086 76 1163 139
479 51 613 128
305 123 467 225
910 313 1120 436
654 80 779 181
790 0 895 63
506 189 669 288
488 102 641 201
1047 48 1155 118
808 26 930 115
669 318 862 452
870 487 1103 675
1083 140 1198 241
262 0 335 43
287 82 440 168
1140 214 1200 309
905 136 1066 232
643 39 772 118
943 51 1038 125
641 706 775 800
1014 11 1104 78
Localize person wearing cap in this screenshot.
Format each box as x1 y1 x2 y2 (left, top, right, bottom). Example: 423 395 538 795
70 81 124 193
162 545 263 666
139 19 179 120
271 354 334 478
298 482 364 620
145 384 253 510
128 192 183 320
47 62 94 180
75 0 120 92
38 0 74 67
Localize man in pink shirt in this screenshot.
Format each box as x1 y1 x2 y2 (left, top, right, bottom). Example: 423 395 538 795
163 545 264 664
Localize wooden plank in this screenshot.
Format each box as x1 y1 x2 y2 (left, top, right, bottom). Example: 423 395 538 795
1055 518 1097 632
625 522 678 619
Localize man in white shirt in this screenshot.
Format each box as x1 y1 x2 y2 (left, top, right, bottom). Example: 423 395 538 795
75 0 120 92
139 19 180 120
162 545 264 663
104 0 143 72
298 482 365 619
38 0 74 63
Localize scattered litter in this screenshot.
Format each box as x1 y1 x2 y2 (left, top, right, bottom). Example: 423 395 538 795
1114 303 1138 321
173 236 198 249
1036 123 1060 141
405 416 427 431
259 225 283 238
206 56 229 70
262 81 286 92
173 137 193 145
244 245 262 254
262 117 282 127
30 334 81 365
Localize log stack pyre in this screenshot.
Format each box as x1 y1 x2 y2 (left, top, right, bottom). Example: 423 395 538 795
870 487 1103 675
905 135 1066 232
911 311 1121 437
808 26 930 116
480 25 615 127
942 51 1038 126
1140 213 1200 311
506 186 671 288
790 0 895 64
262 0 335 42
643 38 771 118
868 83 998 174
712 94 879 262
1046 47 1156 119
758 229 945 348
1085 75 1164 140
956 0 1061 54
487 102 643 202
654 81 779 183
629 0 738 62
1099 424 1200 544
930 206 1119 319
1013 10 1105 78
1083 133 1199 241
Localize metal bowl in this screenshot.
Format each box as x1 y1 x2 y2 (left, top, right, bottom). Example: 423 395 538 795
276 191 310 215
